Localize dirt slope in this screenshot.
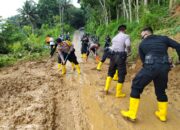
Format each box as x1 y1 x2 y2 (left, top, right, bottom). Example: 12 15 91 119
0 31 179 130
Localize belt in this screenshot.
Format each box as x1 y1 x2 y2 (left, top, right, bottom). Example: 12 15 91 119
113 51 126 55
144 55 169 64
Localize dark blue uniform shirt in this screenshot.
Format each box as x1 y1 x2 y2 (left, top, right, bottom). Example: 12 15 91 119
139 35 180 63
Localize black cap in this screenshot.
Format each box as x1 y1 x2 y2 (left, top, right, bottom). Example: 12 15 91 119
118 25 127 31
142 27 153 34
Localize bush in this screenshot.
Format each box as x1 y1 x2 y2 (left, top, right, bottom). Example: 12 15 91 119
0 55 16 67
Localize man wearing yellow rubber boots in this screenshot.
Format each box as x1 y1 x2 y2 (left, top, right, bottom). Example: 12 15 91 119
57 53 75 71
97 35 112 71
86 42 100 62
81 33 89 61
56 38 81 75
104 25 131 98
121 27 180 122
96 47 119 81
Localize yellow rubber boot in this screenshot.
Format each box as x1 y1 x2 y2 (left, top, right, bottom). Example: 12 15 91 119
113 70 118 81
104 76 112 94
116 83 126 98
121 97 140 121
83 54 87 61
71 62 75 71
96 62 103 71
75 64 81 74
62 65 66 75
58 63 62 71
155 102 168 122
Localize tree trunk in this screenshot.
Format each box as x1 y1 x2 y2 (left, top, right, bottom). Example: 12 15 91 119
136 0 139 23
62 7 64 33
128 0 132 22
116 5 119 21
99 0 108 25
123 0 129 21
169 0 177 10
144 0 148 6
108 6 111 23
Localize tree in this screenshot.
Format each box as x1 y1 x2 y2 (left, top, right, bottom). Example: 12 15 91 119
128 0 132 22
169 0 177 10
99 0 109 25
0 19 24 54
67 7 85 29
136 0 140 22
123 0 129 21
58 0 72 32
37 0 59 26
18 0 39 34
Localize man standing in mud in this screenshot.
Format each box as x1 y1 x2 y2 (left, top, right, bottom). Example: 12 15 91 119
45 35 56 58
121 27 180 122
97 35 112 71
104 35 111 48
56 38 81 75
81 33 89 61
104 24 131 98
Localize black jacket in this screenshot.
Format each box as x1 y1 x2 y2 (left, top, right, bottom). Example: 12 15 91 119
139 35 180 63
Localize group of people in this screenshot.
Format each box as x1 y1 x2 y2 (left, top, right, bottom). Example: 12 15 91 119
45 25 180 123
80 33 101 62
96 25 180 122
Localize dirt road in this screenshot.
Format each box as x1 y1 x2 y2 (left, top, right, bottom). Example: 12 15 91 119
0 31 179 130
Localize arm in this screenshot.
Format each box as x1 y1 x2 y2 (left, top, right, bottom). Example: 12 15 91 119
57 46 65 63
165 36 180 60
125 36 131 54
139 46 145 63
68 44 74 54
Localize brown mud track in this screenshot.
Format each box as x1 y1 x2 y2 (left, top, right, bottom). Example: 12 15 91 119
0 31 179 130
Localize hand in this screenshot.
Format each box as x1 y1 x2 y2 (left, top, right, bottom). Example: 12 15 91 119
127 52 132 57
68 51 71 54
62 60 65 65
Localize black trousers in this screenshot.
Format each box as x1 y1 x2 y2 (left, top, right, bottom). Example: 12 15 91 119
108 52 127 83
81 43 89 54
58 50 79 65
50 44 57 57
87 48 97 57
101 50 112 63
130 63 170 102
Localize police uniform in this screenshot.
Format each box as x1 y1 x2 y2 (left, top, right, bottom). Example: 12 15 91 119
56 39 81 74
104 32 131 97
104 36 111 48
96 47 113 71
86 42 100 62
101 47 113 63
47 37 56 57
121 35 180 122
81 35 89 59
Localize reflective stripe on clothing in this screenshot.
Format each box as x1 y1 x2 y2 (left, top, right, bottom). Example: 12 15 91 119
57 40 73 53
111 32 130 52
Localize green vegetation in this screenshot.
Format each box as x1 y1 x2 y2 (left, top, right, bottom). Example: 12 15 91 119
0 0 85 67
0 0 179 67
80 0 179 61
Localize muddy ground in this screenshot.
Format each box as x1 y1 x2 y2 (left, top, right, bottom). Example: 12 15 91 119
0 31 179 130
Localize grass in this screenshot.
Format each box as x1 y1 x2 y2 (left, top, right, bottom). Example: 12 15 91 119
0 50 49 68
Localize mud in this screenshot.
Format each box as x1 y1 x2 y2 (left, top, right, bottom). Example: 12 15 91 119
0 31 179 130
